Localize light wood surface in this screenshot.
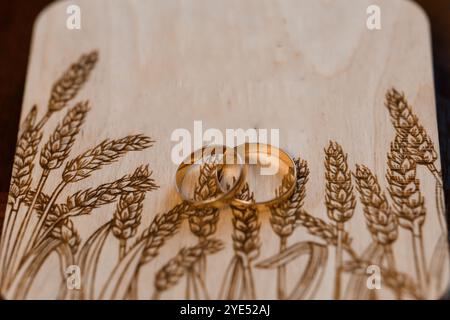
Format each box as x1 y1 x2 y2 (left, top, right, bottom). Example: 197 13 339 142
0 0 447 299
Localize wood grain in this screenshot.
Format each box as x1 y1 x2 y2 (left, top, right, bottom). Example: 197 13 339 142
0 0 448 299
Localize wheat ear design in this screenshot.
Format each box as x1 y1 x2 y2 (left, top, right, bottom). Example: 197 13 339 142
186 160 221 298
62 134 154 183
18 105 38 137
40 101 90 170
119 201 191 299
269 158 308 298
386 134 427 292
220 184 260 299
31 51 98 131
26 135 154 255
354 165 398 246
19 165 156 277
18 101 90 258
325 141 356 299
152 239 223 299
385 88 445 232
189 161 220 240
386 136 425 232
139 202 191 265
385 88 438 167
2 51 98 286
47 51 98 114
7 110 42 209
66 167 156 215
25 190 89 260
0 106 41 287
271 159 308 238
112 166 151 259
50 218 80 255
354 164 400 295
231 185 260 263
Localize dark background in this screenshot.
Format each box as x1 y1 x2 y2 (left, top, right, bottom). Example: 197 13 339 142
0 0 449 297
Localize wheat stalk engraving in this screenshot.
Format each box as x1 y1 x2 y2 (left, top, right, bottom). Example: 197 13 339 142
295 209 352 250
1 50 445 301
220 184 260 299
354 164 401 296
385 88 445 230
139 202 191 265
47 51 98 114
62 135 154 183
16 101 90 261
21 135 152 264
111 166 150 259
101 201 191 299
325 141 356 299
354 165 399 246
186 160 222 298
0 106 41 286
152 239 223 299
269 158 308 299
385 88 438 167
232 185 260 262
29 166 158 255
1 51 100 288
0 51 100 292
40 101 90 170
189 161 220 240
386 136 426 232
50 218 80 256
386 134 428 292
7 116 42 210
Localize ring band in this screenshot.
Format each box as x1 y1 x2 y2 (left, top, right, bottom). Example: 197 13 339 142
175 145 247 208
219 143 297 209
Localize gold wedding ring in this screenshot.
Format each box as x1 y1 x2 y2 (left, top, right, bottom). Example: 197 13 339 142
221 143 297 209
175 145 248 208
175 143 297 209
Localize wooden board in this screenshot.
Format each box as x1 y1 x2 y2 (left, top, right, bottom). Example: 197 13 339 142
0 0 448 299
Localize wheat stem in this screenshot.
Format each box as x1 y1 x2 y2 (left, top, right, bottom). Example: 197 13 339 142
384 245 396 269
0 205 19 288
126 273 139 299
411 230 427 293
184 271 191 300
27 181 67 254
0 208 14 268
384 245 402 299
5 170 48 287
190 271 201 299
334 222 344 299
428 163 443 185
277 236 287 299
428 163 446 232
243 260 256 299
10 170 49 268
324 141 355 300
193 269 210 300
153 239 223 298
119 239 127 261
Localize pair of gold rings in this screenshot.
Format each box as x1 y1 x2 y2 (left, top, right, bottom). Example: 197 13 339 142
175 143 297 209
